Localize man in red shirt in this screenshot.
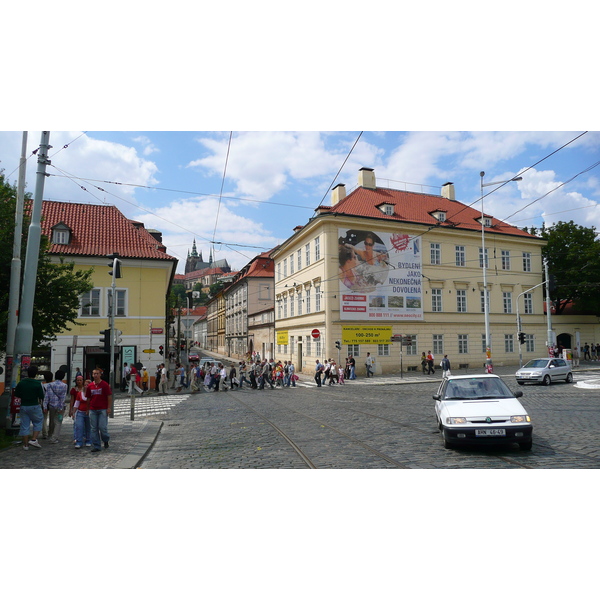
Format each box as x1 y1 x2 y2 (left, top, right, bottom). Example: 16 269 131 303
86 368 113 453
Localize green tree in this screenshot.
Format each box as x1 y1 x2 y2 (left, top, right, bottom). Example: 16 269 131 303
0 171 94 352
541 220 600 315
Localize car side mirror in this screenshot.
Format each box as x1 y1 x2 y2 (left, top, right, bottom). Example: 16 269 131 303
433 394 440 401
514 390 523 398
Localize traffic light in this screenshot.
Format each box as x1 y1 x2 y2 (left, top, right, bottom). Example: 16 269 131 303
518 332 526 345
107 253 122 278
114 330 122 345
99 329 111 353
180 342 185 351
159 345 164 356
335 340 341 350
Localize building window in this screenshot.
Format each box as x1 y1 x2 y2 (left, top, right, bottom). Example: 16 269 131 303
501 250 511 270
405 334 417 356
283 297 288 318
430 243 441 265
481 334 487 353
347 344 360 357
479 247 489 268
52 229 69 245
277 299 282 320
316 339 321 357
432 334 443 356
290 294 295 317
110 289 126 316
378 344 390 356
297 290 302 316
283 258 288 278
305 243 311 266
305 289 311 314
456 289 467 313
455 245 465 267
505 334 514 353
458 334 469 354
524 334 534 352
290 336 294 356
524 292 533 314
315 285 321 312
523 252 531 272
81 289 101 316
290 254 294 275
480 289 489 313
431 288 442 312
259 284 270 300
277 262 281 281
315 236 321 261
306 337 311 356
503 291 513 314
297 249 302 271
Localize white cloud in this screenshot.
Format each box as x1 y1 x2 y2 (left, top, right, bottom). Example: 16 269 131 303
132 135 159 156
133 197 281 271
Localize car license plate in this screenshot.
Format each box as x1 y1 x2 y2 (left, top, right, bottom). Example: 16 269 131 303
475 429 506 437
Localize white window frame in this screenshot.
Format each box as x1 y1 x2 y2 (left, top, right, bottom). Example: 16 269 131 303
524 292 533 315
297 249 302 271
378 344 390 356
290 254 295 275
523 252 531 272
503 291 513 314
501 250 511 271
432 334 443 356
505 334 514 353
458 334 469 354
315 236 321 261
315 285 321 312
455 245 465 267
348 344 360 357
430 242 441 265
431 288 442 312
81 288 101 317
524 334 535 352
456 289 467 313
305 243 311 266
479 247 489 268
305 289 311 314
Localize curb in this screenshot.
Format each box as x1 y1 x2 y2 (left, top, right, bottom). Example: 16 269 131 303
110 421 164 469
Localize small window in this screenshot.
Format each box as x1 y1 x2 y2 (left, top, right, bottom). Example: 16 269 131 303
52 230 69 245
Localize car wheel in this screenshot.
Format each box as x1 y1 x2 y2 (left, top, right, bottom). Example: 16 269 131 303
441 427 453 449
519 440 532 451
542 375 551 386
517 381 525 386
565 372 573 383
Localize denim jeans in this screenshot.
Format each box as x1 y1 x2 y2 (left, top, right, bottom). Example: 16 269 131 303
89 409 110 450
19 404 43 436
74 410 91 446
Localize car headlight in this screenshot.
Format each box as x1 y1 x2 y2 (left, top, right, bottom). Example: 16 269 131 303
446 417 467 424
510 415 531 423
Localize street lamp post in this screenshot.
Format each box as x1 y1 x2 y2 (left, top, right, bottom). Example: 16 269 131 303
479 172 523 373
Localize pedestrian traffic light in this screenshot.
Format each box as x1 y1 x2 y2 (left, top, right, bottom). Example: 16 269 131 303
335 340 341 350
107 253 122 278
159 345 164 356
99 329 111 353
518 332 526 345
114 330 122 345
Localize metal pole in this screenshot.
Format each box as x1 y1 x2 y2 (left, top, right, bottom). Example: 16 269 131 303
544 258 553 350
14 132 51 363
109 259 117 417
480 172 492 373
1 132 28 427
517 281 546 368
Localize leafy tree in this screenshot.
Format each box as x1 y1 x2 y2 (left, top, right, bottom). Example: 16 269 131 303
192 282 209 305
0 171 94 352
541 221 600 315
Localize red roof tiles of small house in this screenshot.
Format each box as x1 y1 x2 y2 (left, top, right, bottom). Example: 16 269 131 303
320 186 536 238
41 201 177 260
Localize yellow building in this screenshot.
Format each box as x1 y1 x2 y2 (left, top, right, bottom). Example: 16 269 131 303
272 168 555 375
42 201 177 384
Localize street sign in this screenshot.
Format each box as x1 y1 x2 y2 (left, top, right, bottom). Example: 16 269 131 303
143 349 156 353
151 328 163 334
311 329 320 339
391 335 403 342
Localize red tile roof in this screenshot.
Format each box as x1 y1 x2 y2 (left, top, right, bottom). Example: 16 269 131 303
321 187 536 239
41 201 177 261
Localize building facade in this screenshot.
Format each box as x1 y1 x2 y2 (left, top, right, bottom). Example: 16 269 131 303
271 168 556 375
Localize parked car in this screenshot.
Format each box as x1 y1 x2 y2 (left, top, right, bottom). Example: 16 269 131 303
433 374 533 450
515 357 573 386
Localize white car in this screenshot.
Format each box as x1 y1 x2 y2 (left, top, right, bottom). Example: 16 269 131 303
515 358 573 386
434 374 533 451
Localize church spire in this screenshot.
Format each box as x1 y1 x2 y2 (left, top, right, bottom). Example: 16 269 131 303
191 239 198 257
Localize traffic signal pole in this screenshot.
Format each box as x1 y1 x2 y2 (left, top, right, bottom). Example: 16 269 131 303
516 280 546 368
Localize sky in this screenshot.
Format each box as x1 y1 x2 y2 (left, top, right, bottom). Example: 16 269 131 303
1 130 599 273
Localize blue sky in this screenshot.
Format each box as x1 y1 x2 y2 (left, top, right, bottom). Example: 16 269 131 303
1 130 599 273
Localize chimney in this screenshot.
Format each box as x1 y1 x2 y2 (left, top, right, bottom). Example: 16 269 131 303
441 182 455 201
331 183 346 205
358 167 376 189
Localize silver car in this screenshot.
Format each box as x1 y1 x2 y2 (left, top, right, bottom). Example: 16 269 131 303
515 357 573 386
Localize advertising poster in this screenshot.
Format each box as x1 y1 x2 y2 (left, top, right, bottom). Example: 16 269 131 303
338 228 423 321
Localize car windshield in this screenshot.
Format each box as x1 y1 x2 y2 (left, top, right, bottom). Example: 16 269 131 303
523 359 549 368
444 377 512 400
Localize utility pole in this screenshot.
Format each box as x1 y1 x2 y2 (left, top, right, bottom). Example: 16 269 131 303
13 131 51 381
0 132 28 428
544 258 554 351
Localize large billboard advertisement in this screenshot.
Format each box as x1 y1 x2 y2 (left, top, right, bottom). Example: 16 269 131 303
338 228 423 321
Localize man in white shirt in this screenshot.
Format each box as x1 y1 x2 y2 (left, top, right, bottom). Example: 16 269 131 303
365 353 375 378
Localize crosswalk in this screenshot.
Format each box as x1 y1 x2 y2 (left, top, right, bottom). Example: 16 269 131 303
112 394 185 418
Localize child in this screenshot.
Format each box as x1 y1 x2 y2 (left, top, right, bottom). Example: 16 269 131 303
338 365 345 384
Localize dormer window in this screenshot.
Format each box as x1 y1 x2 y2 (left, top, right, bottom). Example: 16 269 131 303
379 203 394 216
432 210 447 222
51 222 72 245
478 216 493 228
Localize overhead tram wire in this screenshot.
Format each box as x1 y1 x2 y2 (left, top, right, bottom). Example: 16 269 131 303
45 163 272 257
212 131 233 252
